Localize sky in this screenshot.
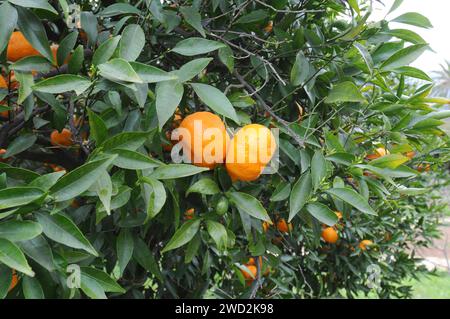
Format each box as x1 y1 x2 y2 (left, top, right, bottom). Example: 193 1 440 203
371 0 450 73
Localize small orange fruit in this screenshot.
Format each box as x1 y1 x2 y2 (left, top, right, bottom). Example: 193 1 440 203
177 112 229 169
262 221 270 232
405 151 415 160
0 148 9 162
359 239 373 251
8 270 19 292
0 76 7 88
321 227 338 244
50 128 73 147
276 218 292 233
417 163 431 172
240 264 257 281
184 208 195 220
7 31 41 62
366 147 390 160
225 124 277 182
264 21 273 33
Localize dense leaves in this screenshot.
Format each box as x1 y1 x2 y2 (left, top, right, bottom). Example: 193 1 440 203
0 0 448 300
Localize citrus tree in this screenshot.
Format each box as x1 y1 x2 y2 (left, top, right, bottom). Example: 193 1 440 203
0 0 449 299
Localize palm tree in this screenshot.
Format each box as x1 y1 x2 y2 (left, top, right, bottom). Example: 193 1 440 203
432 61 450 98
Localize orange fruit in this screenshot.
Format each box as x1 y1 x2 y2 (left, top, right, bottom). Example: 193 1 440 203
264 21 273 33
405 151 415 160
0 76 7 88
50 128 73 147
417 163 430 172
225 124 276 182
262 221 270 232
247 256 263 267
240 264 257 281
0 148 9 162
321 227 338 244
178 112 229 169
184 208 195 220
8 270 19 292
359 239 373 251
276 218 292 233
7 31 41 62
366 147 389 160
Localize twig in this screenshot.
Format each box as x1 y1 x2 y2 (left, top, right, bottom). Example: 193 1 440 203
233 70 306 147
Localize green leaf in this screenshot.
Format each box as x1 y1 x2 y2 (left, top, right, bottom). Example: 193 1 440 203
99 3 141 17
180 6 205 37
9 0 57 15
80 272 106 299
133 237 163 281
13 72 33 104
236 10 268 24
172 38 226 56
156 80 184 129
80 11 98 47
19 235 55 271
270 182 291 202
0 2 18 55
176 58 212 83
29 171 65 191
49 156 116 202
206 220 227 250
311 151 327 190
68 44 84 74
0 221 42 242
150 164 209 180
22 276 44 299
381 44 428 71
162 219 201 253
0 187 45 210
227 191 271 222
81 267 125 293
33 75 91 95
130 61 177 83
119 24 145 61
11 56 51 73
101 131 154 151
326 188 376 215
87 108 108 145
98 58 143 83
111 149 160 170
3 133 36 157
141 176 167 219
16 6 53 62
57 31 78 66
290 51 310 86
186 178 220 196
353 42 374 73
92 35 121 66
191 83 239 123
91 171 112 214
388 0 403 14
0 238 34 276
306 203 338 226
218 45 234 73
384 29 426 45
392 12 432 29
369 154 409 169
392 66 432 81
289 172 312 221
325 81 367 104
35 212 98 256
116 229 134 276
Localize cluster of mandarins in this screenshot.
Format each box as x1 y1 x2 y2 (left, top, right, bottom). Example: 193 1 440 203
168 111 277 182
0 31 77 167
240 256 270 286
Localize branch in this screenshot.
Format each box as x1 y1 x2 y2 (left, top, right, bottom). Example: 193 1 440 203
233 70 306 147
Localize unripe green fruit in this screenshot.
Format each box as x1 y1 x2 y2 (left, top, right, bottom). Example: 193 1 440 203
215 196 229 216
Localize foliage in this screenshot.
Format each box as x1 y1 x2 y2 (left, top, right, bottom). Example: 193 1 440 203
0 0 449 299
